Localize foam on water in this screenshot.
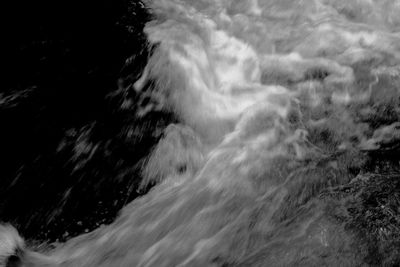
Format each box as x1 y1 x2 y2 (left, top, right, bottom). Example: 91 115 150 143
2 0 400 266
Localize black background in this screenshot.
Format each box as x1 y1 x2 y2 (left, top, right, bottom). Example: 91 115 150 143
0 0 172 242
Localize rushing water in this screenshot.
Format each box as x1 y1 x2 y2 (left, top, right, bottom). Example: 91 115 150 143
2 0 400 266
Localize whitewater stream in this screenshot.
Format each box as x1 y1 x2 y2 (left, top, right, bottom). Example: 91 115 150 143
2 0 400 266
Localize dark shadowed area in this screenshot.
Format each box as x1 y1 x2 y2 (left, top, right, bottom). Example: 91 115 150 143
1 0 174 242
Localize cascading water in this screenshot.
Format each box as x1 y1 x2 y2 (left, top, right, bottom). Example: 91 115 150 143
1 0 400 266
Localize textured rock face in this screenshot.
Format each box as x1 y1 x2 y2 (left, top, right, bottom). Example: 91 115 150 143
1 0 400 266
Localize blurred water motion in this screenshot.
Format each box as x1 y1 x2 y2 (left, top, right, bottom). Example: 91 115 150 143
1 0 400 266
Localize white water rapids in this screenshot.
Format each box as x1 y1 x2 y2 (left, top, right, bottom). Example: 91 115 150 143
2 0 400 266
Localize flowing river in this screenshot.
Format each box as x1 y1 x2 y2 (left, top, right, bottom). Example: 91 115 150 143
1 0 400 266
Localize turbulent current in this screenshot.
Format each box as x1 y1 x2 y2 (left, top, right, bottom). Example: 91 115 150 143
2 0 400 266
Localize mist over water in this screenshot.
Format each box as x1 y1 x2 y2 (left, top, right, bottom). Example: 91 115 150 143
2 0 400 266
